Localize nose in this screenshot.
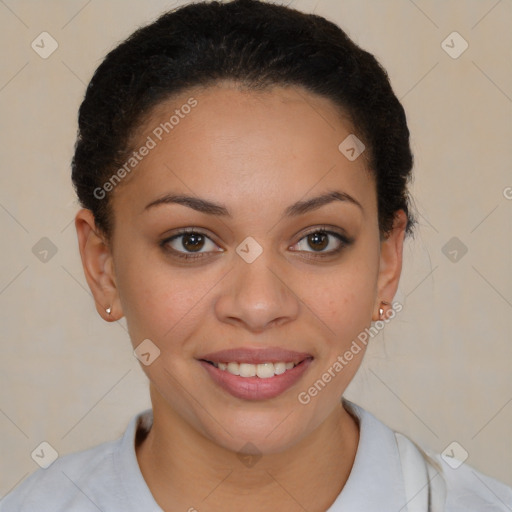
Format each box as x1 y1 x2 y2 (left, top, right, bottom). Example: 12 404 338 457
214 248 300 333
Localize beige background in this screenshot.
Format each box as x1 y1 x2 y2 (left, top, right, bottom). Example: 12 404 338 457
1 0 511 497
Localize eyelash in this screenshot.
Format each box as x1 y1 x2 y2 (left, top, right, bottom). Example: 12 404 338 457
160 226 353 261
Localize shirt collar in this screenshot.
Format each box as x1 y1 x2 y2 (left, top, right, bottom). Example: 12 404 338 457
116 400 408 511
326 399 408 511
114 408 162 511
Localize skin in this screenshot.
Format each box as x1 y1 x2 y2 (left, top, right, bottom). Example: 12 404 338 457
75 82 407 512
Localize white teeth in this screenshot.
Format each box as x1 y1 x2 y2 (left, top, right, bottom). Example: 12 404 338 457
212 361 298 378
227 362 240 375
256 363 275 379
239 363 256 377
273 362 286 375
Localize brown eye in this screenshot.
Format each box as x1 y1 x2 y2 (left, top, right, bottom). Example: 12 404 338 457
162 229 222 259
181 232 205 252
290 228 351 257
307 231 329 251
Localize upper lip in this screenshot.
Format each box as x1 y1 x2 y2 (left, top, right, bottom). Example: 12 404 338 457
198 347 313 365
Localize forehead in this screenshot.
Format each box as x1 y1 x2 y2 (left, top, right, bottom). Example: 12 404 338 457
111 83 376 221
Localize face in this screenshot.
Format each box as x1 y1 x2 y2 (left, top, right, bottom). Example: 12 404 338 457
77 82 405 455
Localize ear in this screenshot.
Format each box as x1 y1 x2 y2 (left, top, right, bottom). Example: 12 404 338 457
372 209 407 321
74 208 123 322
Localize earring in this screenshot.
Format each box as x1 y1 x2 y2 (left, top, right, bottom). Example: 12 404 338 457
106 307 112 315
378 300 390 321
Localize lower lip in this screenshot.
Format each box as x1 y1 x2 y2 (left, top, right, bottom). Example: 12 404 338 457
199 359 313 401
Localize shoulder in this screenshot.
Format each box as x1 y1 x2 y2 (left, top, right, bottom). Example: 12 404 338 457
345 399 512 511
0 410 153 512
399 433 512 511
429 451 512 511
0 437 119 512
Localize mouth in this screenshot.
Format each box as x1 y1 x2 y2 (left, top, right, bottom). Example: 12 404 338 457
197 348 314 400
201 360 302 378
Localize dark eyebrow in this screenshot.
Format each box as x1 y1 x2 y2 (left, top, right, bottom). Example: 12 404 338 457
144 194 230 216
143 190 363 216
284 190 363 216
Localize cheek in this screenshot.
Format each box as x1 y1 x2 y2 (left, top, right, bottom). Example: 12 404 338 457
305 258 378 348
114 247 207 346
294 267 376 410
116 260 235 373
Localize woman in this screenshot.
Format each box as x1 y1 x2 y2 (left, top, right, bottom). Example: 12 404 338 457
2 0 511 510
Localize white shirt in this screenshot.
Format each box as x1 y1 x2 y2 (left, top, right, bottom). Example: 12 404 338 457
1 400 511 511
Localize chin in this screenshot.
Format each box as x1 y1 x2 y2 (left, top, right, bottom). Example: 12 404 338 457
196 404 319 457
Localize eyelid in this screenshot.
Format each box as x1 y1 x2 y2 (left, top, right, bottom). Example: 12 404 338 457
297 224 350 239
292 225 352 246
164 226 220 244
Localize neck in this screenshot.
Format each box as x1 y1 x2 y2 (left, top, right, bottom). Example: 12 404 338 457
136 388 360 512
